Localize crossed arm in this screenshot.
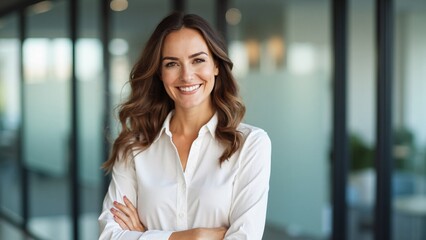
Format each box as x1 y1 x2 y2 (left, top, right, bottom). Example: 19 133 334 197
111 196 227 240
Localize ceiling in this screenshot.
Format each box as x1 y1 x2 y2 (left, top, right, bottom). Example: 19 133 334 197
2 0 426 17
1 0 425 36
0 0 35 16
0 0 21 11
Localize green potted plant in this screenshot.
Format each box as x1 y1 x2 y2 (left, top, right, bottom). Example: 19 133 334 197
348 133 375 206
350 134 374 172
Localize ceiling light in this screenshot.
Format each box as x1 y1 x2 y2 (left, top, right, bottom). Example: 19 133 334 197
226 8 242 26
30 1 53 15
110 0 128 12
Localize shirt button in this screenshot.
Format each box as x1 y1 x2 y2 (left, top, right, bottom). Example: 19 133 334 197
179 212 184 218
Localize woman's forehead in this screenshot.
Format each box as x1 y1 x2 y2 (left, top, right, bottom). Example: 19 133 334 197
162 28 211 56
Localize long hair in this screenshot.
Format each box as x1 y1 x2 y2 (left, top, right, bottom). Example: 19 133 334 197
102 12 245 172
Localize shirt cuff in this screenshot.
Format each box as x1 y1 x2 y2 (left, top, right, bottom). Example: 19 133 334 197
139 230 173 240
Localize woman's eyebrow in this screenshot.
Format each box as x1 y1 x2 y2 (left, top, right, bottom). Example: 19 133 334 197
188 51 208 58
161 56 178 61
161 51 208 61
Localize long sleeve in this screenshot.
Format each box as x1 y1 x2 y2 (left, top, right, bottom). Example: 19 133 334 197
98 153 173 240
225 130 272 240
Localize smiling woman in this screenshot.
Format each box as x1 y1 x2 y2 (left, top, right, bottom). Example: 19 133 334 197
98 12 271 240
161 28 218 115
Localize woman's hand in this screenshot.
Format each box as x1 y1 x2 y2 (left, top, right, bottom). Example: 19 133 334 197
170 227 227 240
111 196 226 239
110 196 145 232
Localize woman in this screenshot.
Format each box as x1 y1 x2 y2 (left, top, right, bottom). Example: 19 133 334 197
98 12 271 240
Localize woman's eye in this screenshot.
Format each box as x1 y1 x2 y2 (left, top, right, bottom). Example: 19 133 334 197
165 62 177 68
194 58 205 64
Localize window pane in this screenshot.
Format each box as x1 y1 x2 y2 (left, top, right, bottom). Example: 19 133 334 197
77 0 103 239
393 1 426 239
0 218 37 240
228 1 332 239
347 1 376 240
109 0 169 138
24 1 72 239
0 13 22 219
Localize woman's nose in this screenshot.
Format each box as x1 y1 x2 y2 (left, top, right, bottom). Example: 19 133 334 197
180 65 194 82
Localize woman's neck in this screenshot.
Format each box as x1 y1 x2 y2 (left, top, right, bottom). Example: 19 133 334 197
170 107 215 137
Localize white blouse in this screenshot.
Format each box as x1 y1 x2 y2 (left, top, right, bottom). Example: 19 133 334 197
98 112 271 240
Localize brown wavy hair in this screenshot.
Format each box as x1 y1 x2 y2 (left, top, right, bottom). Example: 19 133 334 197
102 12 245 172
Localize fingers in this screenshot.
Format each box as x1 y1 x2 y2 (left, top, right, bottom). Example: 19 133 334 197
122 197 140 228
123 196 137 211
112 200 136 229
110 208 130 230
114 197 139 229
111 196 145 232
123 196 145 231
113 199 134 220
113 212 130 230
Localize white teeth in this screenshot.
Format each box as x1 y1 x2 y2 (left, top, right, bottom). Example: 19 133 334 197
179 84 201 92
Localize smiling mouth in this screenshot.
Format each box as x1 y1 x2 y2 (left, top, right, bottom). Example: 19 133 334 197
178 84 202 92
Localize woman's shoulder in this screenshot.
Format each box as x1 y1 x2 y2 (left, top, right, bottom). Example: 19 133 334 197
237 123 269 141
235 123 271 163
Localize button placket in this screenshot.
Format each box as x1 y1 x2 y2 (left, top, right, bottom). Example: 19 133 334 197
176 174 188 230
185 137 202 179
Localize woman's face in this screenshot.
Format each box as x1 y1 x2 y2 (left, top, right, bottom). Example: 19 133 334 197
160 27 218 112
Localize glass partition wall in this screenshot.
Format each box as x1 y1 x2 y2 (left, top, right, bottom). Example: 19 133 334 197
347 1 376 239
1 0 425 240
0 13 23 239
392 1 426 240
227 0 332 239
23 0 72 238
76 0 103 239
109 0 169 138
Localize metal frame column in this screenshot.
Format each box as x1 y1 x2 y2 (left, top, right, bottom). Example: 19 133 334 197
18 7 29 234
70 0 80 239
101 0 112 197
216 0 228 42
375 0 394 239
332 0 349 239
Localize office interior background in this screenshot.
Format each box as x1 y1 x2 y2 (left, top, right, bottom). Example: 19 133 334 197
0 0 425 239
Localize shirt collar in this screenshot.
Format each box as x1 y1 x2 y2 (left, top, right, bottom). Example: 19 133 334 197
153 111 173 143
153 110 218 143
203 112 218 138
